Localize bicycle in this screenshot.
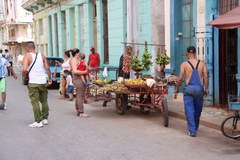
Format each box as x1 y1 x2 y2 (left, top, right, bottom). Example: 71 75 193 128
221 95 240 139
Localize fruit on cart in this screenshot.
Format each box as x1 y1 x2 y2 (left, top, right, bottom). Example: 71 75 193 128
104 82 129 94
103 78 112 84
124 78 146 86
93 79 112 85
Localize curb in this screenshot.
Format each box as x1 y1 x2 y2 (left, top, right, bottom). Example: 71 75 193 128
169 111 221 131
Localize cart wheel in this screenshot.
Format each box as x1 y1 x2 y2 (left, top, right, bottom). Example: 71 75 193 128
221 115 240 139
140 107 150 114
115 94 128 115
161 99 169 127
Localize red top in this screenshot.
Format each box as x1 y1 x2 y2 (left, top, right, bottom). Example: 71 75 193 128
77 60 87 71
89 53 100 68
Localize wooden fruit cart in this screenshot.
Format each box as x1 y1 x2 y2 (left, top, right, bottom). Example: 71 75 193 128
114 82 169 127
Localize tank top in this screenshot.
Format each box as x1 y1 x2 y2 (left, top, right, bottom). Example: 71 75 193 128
89 53 99 68
28 53 46 84
67 75 73 86
62 59 71 71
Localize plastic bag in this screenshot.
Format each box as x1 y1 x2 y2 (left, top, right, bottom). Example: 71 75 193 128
102 67 108 78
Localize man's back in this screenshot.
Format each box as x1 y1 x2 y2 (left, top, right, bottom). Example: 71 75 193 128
182 59 206 85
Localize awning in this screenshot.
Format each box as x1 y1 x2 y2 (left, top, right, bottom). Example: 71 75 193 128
208 6 240 29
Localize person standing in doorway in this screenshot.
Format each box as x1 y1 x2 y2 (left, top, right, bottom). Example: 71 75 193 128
88 46 100 69
5 49 13 76
0 55 17 110
174 46 209 137
118 46 132 78
88 46 100 79
22 41 52 128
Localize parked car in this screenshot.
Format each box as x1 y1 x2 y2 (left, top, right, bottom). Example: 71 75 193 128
46 56 64 85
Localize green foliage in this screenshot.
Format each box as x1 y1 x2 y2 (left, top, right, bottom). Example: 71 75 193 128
131 51 144 71
142 49 152 70
155 50 171 65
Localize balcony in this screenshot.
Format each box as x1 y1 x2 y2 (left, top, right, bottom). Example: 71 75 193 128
22 0 49 13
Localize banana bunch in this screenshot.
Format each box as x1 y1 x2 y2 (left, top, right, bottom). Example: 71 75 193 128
142 49 152 70
155 50 171 65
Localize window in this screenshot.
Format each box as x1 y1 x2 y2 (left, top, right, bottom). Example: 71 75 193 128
10 29 15 37
39 19 44 35
219 0 238 15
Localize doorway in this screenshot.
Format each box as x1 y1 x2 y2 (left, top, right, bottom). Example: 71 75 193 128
219 29 238 105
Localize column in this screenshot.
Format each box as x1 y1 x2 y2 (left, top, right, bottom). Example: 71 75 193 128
66 8 74 49
236 28 240 96
47 15 53 56
51 14 57 57
57 11 65 57
75 5 81 49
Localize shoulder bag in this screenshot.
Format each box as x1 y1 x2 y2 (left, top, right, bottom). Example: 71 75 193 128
23 53 38 85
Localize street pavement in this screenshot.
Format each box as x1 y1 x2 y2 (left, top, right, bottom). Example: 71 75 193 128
0 71 240 160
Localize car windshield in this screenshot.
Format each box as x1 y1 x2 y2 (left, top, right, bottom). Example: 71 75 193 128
47 57 64 67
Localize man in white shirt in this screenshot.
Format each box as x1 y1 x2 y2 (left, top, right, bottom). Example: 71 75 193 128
22 42 52 128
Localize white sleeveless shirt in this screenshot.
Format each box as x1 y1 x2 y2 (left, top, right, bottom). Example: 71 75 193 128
28 52 46 84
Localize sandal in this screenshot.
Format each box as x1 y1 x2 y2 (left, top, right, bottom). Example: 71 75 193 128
79 113 90 117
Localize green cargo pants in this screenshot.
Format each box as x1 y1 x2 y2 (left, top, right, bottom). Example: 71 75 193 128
28 83 49 123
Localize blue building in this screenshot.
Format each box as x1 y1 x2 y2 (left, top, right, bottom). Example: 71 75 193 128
165 0 240 106
22 0 165 78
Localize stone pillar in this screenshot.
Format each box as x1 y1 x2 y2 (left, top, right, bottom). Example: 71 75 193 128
66 8 74 49
47 15 53 56
236 28 240 96
51 14 57 57
57 11 65 57
75 5 81 49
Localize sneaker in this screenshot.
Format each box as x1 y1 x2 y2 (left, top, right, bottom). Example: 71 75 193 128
188 132 196 137
42 119 48 125
3 103 7 110
29 122 43 128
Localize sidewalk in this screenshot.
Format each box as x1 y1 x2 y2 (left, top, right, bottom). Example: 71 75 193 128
166 93 233 131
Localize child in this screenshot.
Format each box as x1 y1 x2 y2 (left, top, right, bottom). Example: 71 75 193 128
63 70 74 101
77 53 90 86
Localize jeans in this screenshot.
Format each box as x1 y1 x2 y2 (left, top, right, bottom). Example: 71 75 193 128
28 83 49 123
183 85 204 135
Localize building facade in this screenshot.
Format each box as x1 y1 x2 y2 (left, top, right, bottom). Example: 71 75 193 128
0 0 34 63
165 0 240 106
22 0 165 76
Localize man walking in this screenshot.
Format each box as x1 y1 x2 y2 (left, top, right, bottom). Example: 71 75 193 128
22 42 52 128
0 54 17 110
175 46 209 137
5 49 13 76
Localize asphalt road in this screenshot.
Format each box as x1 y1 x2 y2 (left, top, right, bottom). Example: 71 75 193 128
0 72 240 160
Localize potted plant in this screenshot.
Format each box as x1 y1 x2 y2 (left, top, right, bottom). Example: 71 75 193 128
155 49 170 77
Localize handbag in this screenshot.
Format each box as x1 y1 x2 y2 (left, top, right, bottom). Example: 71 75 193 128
23 53 38 85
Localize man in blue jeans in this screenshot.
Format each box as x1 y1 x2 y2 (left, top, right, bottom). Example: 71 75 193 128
175 46 209 137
